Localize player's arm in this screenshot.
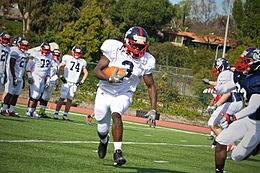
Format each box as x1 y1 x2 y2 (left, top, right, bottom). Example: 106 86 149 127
214 92 231 107
58 62 66 75
81 67 88 81
10 56 17 80
235 94 260 120
143 74 157 111
25 57 36 84
93 55 110 81
215 81 236 95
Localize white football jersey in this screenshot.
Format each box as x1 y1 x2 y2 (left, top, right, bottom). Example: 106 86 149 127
99 39 156 95
26 51 52 78
62 55 87 83
0 44 11 74
50 59 60 81
6 46 27 79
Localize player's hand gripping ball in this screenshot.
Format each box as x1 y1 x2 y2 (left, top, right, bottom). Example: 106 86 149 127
104 66 126 83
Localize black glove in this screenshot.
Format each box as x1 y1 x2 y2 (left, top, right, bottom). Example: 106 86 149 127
76 79 84 86
202 78 210 84
60 76 67 84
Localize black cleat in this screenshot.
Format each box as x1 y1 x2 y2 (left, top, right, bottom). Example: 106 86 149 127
39 113 51 119
98 135 109 159
113 149 126 166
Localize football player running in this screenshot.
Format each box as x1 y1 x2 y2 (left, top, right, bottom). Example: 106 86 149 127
203 58 243 149
214 47 260 173
0 32 11 103
53 46 88 120
1 37 28 117
37 49 61 118
93 26 157 166
25 42 52 117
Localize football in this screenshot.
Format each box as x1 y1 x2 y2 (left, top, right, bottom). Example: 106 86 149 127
103 66 126 77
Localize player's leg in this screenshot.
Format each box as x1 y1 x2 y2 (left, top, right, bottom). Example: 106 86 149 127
39 83 55 118
9 80 24 117
110 92 132 166
62 83 76 120
62 98 72 120
95 88 112 159
54 83 68 119
1 93 12 116
215 119 247 173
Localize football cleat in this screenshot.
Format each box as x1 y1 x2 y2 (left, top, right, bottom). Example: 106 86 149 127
9 111 20 117
62 115 69 121
1 110 9 116
39 112 51 119
113 149 126 166
53 113 59 120
98 135 109 159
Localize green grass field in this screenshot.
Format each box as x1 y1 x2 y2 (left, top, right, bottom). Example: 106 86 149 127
0 104 259 173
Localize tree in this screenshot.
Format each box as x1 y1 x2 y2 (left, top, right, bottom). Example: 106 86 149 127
108 0 175 36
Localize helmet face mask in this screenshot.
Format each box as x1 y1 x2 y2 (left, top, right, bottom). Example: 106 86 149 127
18 39 29 52
235 47 260 74
212 58 231 77
0 32 11 46
52 49 60 61
72 46 82 59
40 42 51 56
124 26 149 58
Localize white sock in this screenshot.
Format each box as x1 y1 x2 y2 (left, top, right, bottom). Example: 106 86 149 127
210 131 214 136
54 111 59 115
9 105 15 112
114 142 122 151
2 104 8 111
63 112 68 116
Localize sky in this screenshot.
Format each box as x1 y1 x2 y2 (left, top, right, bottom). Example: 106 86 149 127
169 0 226 14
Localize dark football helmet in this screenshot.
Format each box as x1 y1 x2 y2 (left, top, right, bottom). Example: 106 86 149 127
0 32 11 46
212 57 231 77
52 48 60 61
235 47 260 74
124 26 149 58
72 45 82 58
17 37 29 52
40 42 51 56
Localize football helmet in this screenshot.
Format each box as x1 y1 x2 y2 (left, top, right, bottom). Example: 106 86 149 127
0 32 11 46
235 47 260 74
72 45 82 58
52 48 60 61
124 26 149 58
40 42 51 56
212 57 231 76
17 37 29 52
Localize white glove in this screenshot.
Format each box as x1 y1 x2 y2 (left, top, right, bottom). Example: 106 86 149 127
76 79 85 86
219 113 237 129
108 69 126 83
206 105 217 114
0 73 5 85
13 77 19 86
45 77 50 88
27 72 34 84
144 110 156 121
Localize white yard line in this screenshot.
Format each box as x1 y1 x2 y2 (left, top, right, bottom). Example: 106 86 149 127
15 104 208 136
0 139 209 148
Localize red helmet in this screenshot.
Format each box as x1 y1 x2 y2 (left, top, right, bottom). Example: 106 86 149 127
235 47 260 74
52 49 60 61
72 45 82 58
17 38 29 52
124 26 149 58
40 42 51 56
0 32 11 46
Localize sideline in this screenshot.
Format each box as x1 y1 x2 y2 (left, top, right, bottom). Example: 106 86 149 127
13 97 210 134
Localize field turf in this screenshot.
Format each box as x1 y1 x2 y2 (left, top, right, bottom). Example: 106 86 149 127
0 104 259 173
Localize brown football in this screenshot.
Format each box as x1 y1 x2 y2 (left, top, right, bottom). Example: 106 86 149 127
103 66 126 77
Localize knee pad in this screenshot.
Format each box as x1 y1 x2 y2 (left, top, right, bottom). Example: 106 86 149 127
29 97 38 103
98 131 109 140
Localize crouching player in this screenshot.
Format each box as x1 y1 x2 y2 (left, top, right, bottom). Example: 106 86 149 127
1 37 28 116
25 42 52 117
214 47 260 173
38 49 60 118
53 46 88 120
